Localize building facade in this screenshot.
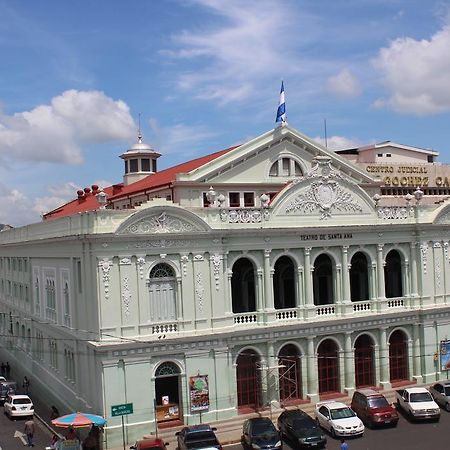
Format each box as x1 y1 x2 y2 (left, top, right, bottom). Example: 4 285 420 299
1 124 450 446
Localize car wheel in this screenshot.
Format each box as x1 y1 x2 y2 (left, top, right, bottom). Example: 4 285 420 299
445 403 450 412
330 428 337 439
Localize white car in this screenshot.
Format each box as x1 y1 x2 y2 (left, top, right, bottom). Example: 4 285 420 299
315 401 364 438
4 394 34 418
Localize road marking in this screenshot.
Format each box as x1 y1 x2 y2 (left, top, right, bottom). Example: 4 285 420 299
14 430 27 445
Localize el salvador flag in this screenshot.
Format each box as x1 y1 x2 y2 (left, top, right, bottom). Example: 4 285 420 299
275 81 286 124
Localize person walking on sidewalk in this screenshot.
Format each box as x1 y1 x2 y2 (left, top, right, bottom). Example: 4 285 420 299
24 417 35 447
340 439 348 450
23 376 30 394
5 361 10 378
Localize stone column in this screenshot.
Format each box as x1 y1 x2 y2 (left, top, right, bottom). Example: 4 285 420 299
264 250 274 310
176 277 183 321
410 242 418 297
227 268 233 314
306 335 319 402
412 323 423 383
257 269 264 312
342 246 351 303
344 332 355 396
370 262 377 300
304 248 313 305
223 253 232 315
266 340 279 405
379 327 391 389
403 260 410 303
297 266 304 307
377 244 386 299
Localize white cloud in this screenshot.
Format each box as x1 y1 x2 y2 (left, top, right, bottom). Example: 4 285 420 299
167 0 297 104
373 23 450 114
314 135 362 151
148 119 217 155
0 90 135 164
327 69 362 98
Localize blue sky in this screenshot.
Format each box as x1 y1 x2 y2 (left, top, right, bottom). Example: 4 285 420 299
1 0 450 225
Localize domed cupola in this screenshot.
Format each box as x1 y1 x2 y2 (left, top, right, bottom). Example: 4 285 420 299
120 132 161 186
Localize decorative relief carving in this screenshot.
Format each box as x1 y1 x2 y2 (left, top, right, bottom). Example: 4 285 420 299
435 255 441 290
435 209 450 224
120 257 131 265
420 243 428 274
194 254 204 261
377 207 412 220
444 242 449 263
122 276 131 317
195 273 204 312
126 239 192 249
180 255 189 276
285 157 362 219
136 257 146 279
211 254 221 291
99 259 113 300
220 209 270 223
121 212 202 234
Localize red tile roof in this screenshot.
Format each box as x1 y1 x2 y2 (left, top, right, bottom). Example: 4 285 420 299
43 146 237 220
109 146 237 200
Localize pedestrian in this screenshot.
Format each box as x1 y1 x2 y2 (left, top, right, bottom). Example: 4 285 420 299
24 417 35 447
340 439 348 450
23 376 30 394
50 405 60 420
50 433 61 449
5 361 10 378
1 362 5 377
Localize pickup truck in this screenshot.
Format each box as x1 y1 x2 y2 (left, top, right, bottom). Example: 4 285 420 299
395 387 440 421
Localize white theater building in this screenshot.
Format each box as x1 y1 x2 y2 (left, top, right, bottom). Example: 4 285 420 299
0 123 450 446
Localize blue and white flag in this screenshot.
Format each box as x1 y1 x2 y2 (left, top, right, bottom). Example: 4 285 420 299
275 81 286 124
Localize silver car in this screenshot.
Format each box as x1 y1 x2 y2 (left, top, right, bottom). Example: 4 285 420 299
429 381 450 411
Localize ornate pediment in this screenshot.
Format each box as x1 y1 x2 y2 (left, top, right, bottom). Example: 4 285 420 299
115 207 210 235
272 156 374 220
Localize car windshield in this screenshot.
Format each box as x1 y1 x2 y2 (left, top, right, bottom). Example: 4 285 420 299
185 432 216 443
444 387 450 396
410 392 433 402
367 397 389 408
13 398 31 405
292 418 316 430
252 421 277 436
330 408 355 420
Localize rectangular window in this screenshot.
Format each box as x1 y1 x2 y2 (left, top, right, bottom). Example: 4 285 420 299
152 160 157 172
141 158 150 171
202 193 210 207
124 160 128 174
244 192 255 207
386 153 392 157
377 153 383 157
229 192 240 207
282 158 290 176
129 159 138 172
76 260 82 294
427 155 434 163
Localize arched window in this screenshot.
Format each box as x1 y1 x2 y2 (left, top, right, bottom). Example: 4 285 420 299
269 158 302 177
389 330 408 382
350 252 369 301
273 256 296 309
313 254 334 305
236 349 261 410
318 339 340 394
385 250 403 298
354 334 375 387
278 344 302 402
148 263 177 323
231 258 256 313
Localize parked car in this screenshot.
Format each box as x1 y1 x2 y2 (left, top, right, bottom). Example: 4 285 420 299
130 438 169 450
0 381 18 404
241 417 281 450
429 381 450 411
395 387 440 421
176 424 222 450
315 401 364 438
277 409 326 449
3 394 34 418
351 389 398 427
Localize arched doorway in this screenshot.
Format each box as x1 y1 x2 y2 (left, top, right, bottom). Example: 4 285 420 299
232 258 256 313
236 349 261 411
354 335 375 387
313 255 334 305
154 362 182 424
389 330 409 382
350 252 369 301
318 339 340 394
385 250 403 298
278 344 302 403
273 256 296 309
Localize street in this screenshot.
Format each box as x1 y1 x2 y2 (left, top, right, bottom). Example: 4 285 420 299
0 407 51 449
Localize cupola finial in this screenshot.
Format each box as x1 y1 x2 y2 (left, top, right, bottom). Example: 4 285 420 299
138 113 142 143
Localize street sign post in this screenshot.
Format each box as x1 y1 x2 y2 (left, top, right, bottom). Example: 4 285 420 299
111 403 133 417
111 403 134 450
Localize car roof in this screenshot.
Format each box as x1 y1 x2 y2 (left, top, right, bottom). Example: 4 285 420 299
438 380 450 386
318 401 348 410
9 395 31 400
407 387 430 393
184 425 213 433
355 389 385 397
136 438 166 449
247 417 273 424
